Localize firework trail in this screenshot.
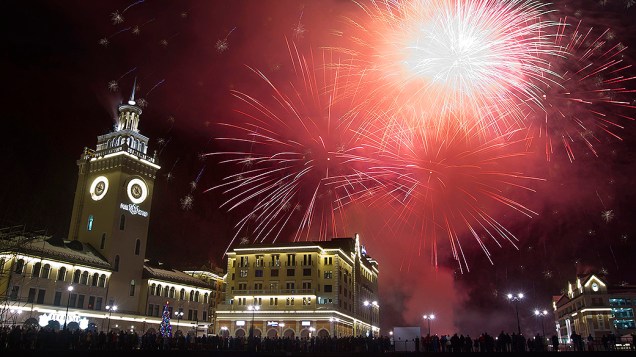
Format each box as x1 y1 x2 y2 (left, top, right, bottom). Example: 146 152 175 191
205 40 371 252
132 18 156 35
524 18 636 162
99 27 131 47
327 0 564 136
108 67 137 92
344 119 543 272
293 10 306 40
216 27 237 53
111 0 145 25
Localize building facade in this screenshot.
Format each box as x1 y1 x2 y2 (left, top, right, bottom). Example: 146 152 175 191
0 87 220 335
216 234 380 339
553 274 636 343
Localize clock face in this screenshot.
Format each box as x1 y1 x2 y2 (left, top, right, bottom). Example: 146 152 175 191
127 178 148 204
591 282 599 292
89 176 109 201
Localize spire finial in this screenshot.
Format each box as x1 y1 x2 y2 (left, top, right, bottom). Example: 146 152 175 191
128 77 137 105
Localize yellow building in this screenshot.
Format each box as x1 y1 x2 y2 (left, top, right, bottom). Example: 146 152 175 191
0 85 221 335
553 274 636 343
216 234 380 339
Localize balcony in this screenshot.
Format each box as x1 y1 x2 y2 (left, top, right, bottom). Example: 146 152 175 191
231 288 316 296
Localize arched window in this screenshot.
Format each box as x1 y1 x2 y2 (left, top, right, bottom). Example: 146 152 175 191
100 233 106 249
189 290 195 302
195 291 200 303
81 271 89 285
129 280 136 296
32 262 42 278
98 274 106 287
0 258 5 271
73 270 81 283
157 285 162 297
119 215 126 230
150 283 156 296
164 286 169 298
114 256 120 271
135 239 141 255
42 264 51 279
180 288 185 301
57 267 67 281
170 287 176 299
92 273 99 286
15 259 25 274
204 293 209 304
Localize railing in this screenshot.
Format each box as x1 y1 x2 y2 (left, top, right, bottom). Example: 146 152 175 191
91 145 156 163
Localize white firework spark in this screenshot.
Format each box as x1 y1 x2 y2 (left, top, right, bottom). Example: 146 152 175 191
215 39 228 53
601 210 615 223
180 195 194 210
99 38 109 47
111 11 124 25
108 80 119 92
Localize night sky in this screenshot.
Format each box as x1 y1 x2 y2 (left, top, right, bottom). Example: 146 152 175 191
2 0 636 338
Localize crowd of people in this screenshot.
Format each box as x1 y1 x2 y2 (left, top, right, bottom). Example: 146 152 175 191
1 324 634 352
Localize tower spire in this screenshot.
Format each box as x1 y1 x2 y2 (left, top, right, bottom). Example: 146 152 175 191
129 76 137 105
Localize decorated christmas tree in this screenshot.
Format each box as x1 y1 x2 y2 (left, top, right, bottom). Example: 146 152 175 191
159 301 172 337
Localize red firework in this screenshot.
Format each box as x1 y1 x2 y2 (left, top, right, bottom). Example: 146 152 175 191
205 40 370 250
346 119 544 272
526 18 636 162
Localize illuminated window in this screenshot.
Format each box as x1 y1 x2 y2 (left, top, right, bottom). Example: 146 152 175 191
324 271 333 279
303 297 312 305
286 297 295 306
87 215 94 231
130 280 135 296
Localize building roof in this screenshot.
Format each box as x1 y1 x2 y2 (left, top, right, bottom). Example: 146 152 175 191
0 232 111 270
143 260 215 289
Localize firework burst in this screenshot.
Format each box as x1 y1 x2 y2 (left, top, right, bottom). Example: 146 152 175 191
524 18 636 162
348 119 543 272
328 0 563 134
205 40 370 251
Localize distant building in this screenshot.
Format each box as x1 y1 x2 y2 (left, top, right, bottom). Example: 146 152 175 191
216 234 380 338
0 85 222 335
552 274 636 342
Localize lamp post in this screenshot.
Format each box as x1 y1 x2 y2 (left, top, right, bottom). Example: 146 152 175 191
247 305 260 338
63 285 74 330
507 293 524 335
105 305 117 332
534 309 548 338
279 322 285 338
363 300 380 337
175 310 184 334
423 314 435 336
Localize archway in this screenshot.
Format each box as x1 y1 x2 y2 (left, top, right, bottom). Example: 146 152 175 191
235 328 246 338
318 329 330 338
253 328 262 337
283 328 295 338
300 328 310 339
266 328 278 338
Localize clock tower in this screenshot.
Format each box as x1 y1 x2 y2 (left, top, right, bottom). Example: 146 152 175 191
67 83 160 313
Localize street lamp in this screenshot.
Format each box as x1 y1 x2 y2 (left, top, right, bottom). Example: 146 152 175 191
247 305 260 338
63 285 74 330
105 304 117 332
175 310 184 334
279 322 285 337
423 314 435 336
507 292 524 335
9 308 22 326
363 300 380 337
534 309 548 338
309 326 316 338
